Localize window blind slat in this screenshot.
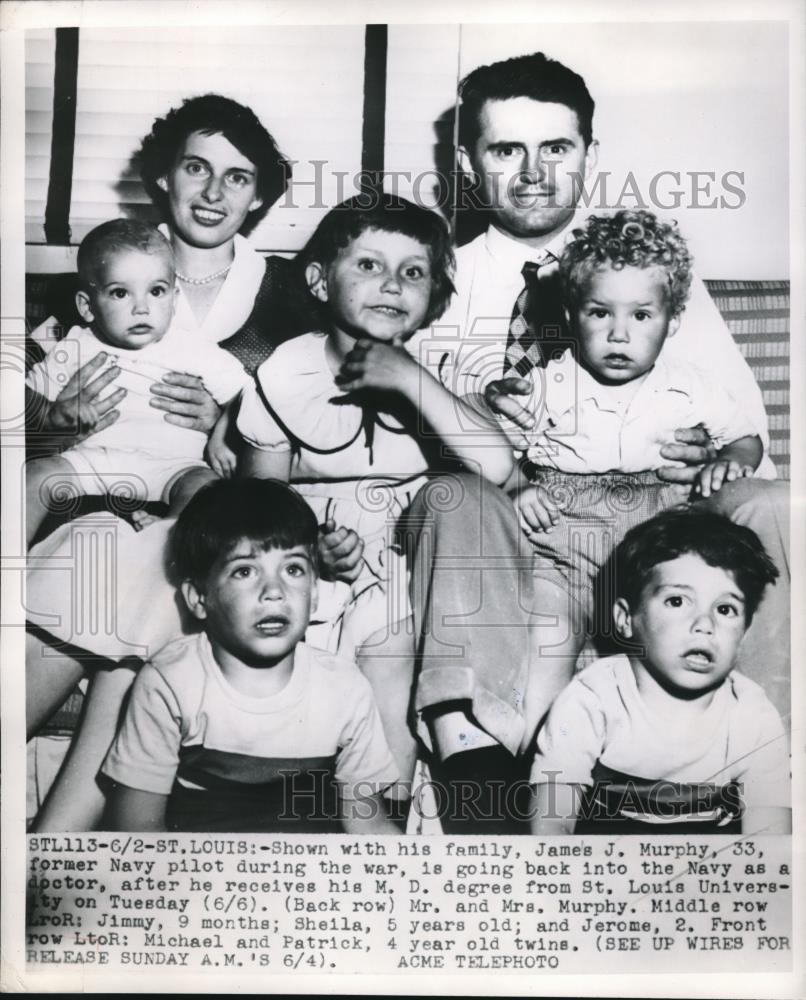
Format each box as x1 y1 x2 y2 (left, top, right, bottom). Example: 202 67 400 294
27 25 366 251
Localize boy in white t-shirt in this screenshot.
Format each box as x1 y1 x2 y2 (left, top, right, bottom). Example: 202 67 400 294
25 219 247 546
530 508 789 835
103 478 400 833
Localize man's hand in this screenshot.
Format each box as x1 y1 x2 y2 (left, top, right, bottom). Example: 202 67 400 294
43 352 126 441
335 339 418 396
149 372 221 433
318 519 365 583
513 484 559 539
656 425 718 485
484 377 535 450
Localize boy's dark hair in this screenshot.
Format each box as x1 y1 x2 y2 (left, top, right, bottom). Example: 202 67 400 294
614 508 778 625
299 194 456 328
169 478 319 586
458 51 595 150
560 210 693 317
77 219 173 291
138 94 291 233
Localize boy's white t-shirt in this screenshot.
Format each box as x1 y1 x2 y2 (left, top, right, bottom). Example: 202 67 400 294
531 654 790 812
26 324 249 459
103 633 399 803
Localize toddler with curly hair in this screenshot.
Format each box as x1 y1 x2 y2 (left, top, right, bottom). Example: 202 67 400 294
501 210 764 745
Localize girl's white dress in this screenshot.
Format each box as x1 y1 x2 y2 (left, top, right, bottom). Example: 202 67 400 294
237 332 432 656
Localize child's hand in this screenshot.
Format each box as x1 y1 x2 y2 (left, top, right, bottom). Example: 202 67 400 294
335 339 418 395
514 484 559 537
695 459 754 498
204 435 237 479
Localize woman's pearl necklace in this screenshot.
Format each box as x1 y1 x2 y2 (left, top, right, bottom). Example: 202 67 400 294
175 262 233 286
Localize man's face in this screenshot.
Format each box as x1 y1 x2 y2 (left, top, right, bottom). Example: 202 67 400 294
460 97 597 245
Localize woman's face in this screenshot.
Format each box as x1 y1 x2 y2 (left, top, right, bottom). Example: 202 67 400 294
158 130 263 249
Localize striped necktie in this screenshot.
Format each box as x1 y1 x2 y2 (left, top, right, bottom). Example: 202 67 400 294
503 260 545 376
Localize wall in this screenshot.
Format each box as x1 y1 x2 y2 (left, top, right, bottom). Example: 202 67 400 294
25 19 790 278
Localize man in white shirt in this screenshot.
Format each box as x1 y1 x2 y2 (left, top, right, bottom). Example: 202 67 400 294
406 52 789 831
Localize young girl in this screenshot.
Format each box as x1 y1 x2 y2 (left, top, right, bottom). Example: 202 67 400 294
236 195 514 782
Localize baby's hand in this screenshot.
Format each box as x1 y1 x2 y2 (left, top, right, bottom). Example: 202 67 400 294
336 339 418 395
514 484 559 537
205 436 237 479
695 459 754 498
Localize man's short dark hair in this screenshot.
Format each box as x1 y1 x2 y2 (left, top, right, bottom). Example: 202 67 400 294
169 478 319 586
138 94 291 233
77 219 172 291
614 508 778 625
299 194 456 328
458 51 595 150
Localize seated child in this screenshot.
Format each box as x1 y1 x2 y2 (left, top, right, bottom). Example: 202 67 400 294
530 508 790 835
236 194 513 784
504 210 765 743
25 219 246 546
103 477 400 833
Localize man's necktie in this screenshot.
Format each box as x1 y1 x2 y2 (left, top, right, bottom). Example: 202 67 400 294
503 260 544 376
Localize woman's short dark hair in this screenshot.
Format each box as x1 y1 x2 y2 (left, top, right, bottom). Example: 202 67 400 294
458 51 595 150
169 478 318 586
298 194 456 328
614 508 779 626
138 94 291 232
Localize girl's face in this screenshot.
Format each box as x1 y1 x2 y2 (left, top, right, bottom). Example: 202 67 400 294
310 229 433 342
158 130 263 250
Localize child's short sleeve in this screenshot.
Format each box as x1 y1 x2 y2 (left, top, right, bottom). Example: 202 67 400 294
334 673 399 800
236 381 292 452
687 367 758 450
102 664 182 795
193 346 251 405
530 677 607 787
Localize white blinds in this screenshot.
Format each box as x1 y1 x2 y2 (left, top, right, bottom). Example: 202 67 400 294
25 30 56 245
27 25 367 253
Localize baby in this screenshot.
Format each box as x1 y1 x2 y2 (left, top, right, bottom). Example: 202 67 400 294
530 508 790 835
25 219 247 546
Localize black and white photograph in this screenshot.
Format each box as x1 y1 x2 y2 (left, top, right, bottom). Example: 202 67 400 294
1 0 803 993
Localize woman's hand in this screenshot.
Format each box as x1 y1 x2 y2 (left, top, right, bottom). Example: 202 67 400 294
149 372 221 433
42 352 126 442
335 339 419 397
318 519 365 583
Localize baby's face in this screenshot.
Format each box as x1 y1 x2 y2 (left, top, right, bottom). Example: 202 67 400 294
618 553 747 698
571 264 678 384
318 228 432 343
85 249 176 350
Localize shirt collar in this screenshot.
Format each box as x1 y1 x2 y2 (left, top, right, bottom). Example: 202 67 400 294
484 212 585 270
549 352 687 415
